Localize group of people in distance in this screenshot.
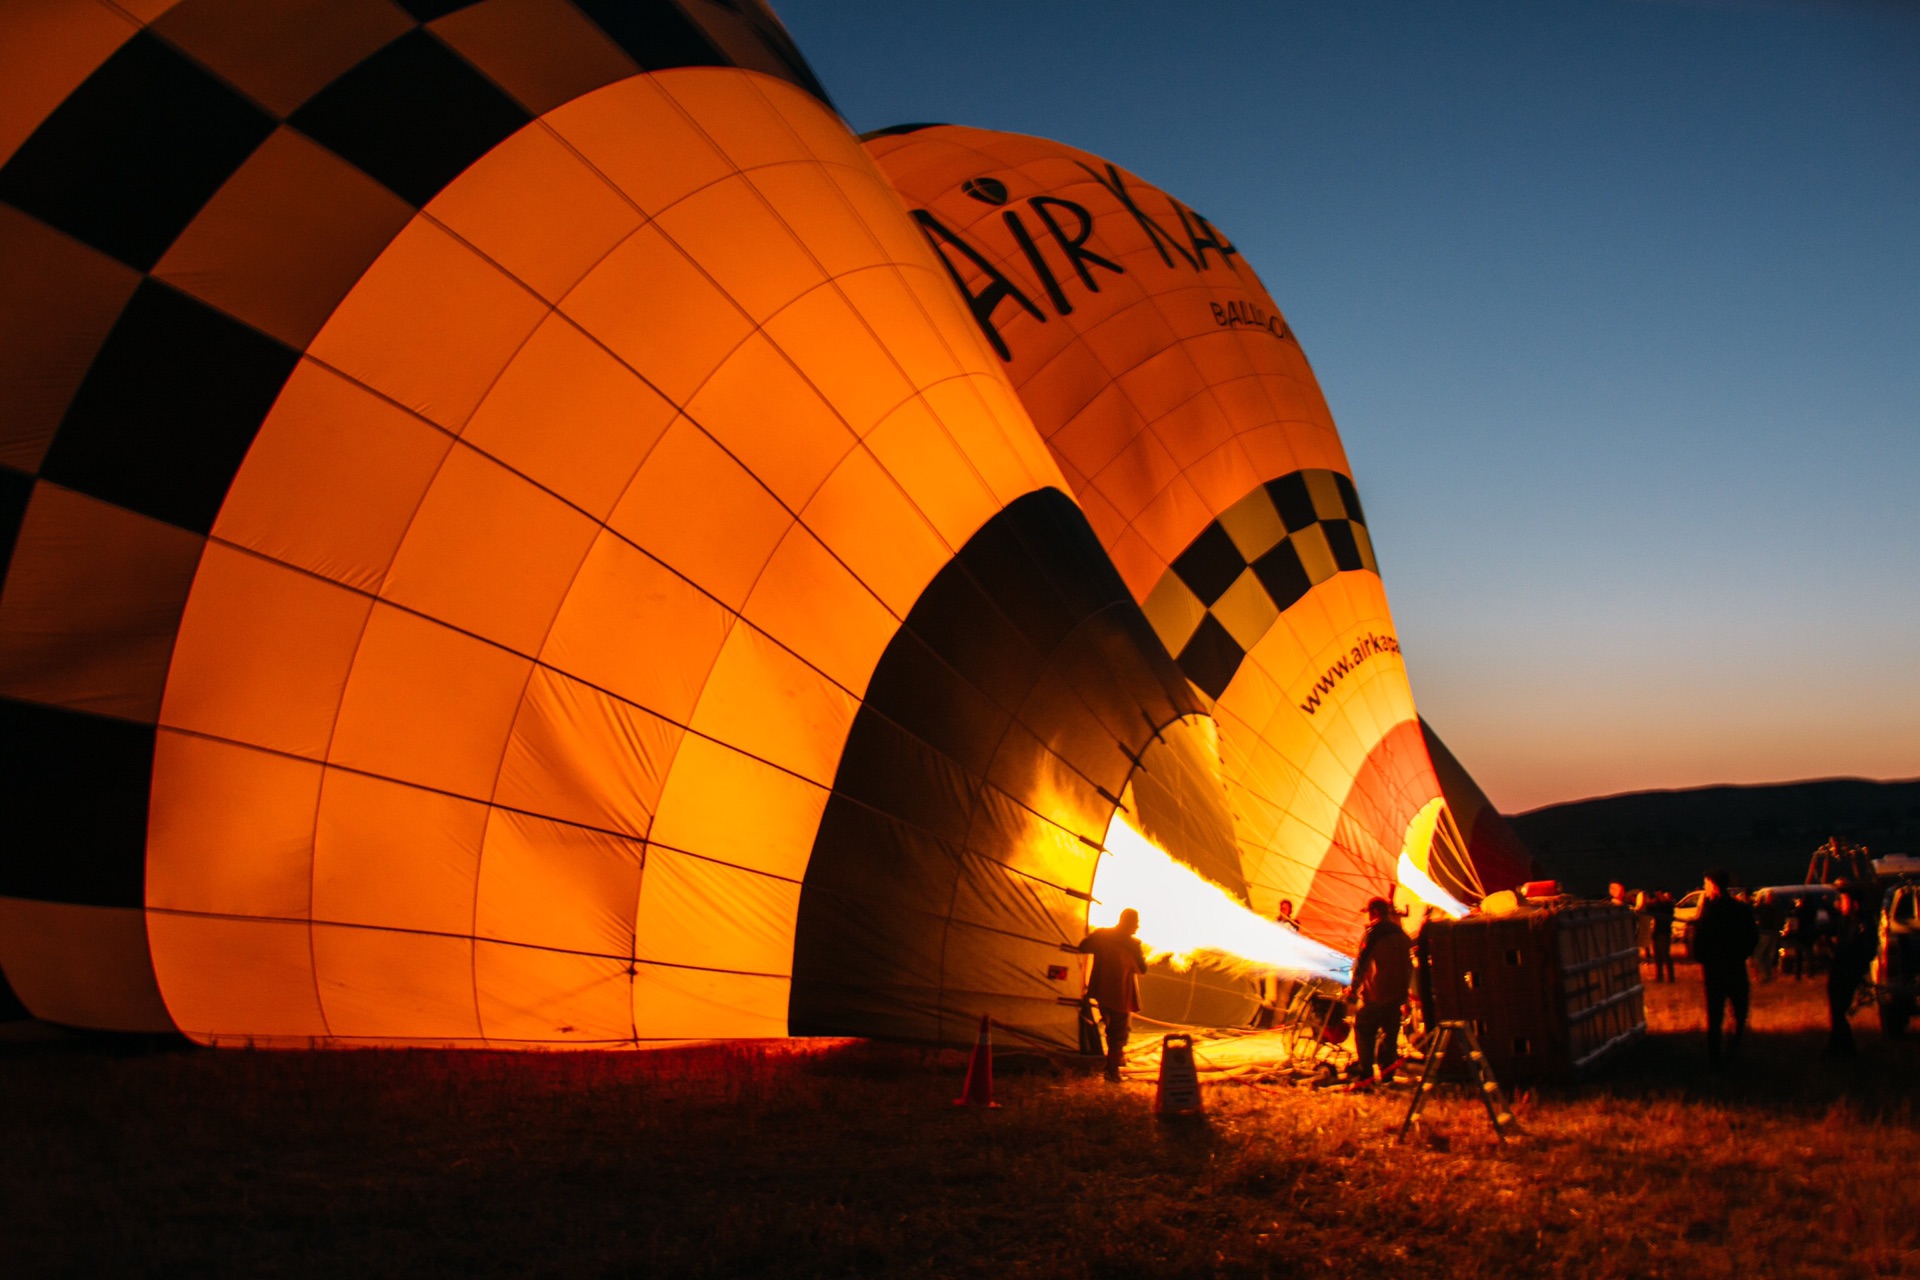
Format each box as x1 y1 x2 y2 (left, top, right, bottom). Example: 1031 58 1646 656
1075 866 1886 1087
1609 883 1680 982
1612 870 1880 1064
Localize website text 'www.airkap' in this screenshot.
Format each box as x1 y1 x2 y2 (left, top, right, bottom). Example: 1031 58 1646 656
1298 633 1401 715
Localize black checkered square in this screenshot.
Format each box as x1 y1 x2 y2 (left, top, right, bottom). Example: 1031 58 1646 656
396 0 487 19
1324 520 1366 573
289 28 532 207
1252 540 1312 612
41 281 300 534
0 34 276 271
0 697 154 908
1170 522 1247 605
1266 471 1317 533
576 0 728 70
0 467 31 571
1334 472 1366 525
1177 615 1245 701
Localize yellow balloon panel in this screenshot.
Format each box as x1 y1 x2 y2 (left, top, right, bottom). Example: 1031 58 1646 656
311 768 486 938
867 127 1448 947
1219 573 1446 950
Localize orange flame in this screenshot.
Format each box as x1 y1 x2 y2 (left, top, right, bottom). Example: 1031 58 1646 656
1088 813 1352 983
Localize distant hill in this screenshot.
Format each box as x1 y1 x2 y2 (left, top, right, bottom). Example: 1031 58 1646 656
1508 778 1920 898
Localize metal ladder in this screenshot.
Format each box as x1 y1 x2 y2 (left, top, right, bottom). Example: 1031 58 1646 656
1396 1020 1516 1143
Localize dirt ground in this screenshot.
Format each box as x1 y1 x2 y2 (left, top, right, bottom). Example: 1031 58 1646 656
3 971 1915 1279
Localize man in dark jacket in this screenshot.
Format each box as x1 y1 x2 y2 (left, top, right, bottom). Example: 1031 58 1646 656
1079 909 1148 1082
1346 897 1413 1082
1648 891 1677 983
1825 884 1876 1055
1693 869 1760 1067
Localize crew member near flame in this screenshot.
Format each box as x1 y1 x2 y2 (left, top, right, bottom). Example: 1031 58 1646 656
1346 897 1413 1083
1078 909 1148 1083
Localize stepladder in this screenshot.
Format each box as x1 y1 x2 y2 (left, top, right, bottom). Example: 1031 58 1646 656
1397 1020 1516 1143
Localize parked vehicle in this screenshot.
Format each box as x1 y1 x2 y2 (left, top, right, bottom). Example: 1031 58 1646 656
1671 890 1704 957
1753 885 1839 915
1872 881 1920 1037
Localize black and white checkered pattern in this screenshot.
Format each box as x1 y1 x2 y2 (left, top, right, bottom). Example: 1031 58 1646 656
1141 469 1378 700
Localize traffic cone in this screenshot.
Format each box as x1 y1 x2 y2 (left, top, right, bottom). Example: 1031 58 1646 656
953 1013 1000 1108
1155 1033 1203 1116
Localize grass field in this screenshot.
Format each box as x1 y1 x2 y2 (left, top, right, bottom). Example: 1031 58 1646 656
4 972 1915 1279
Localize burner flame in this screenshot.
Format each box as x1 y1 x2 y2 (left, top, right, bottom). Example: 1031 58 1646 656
1088 813 1352 984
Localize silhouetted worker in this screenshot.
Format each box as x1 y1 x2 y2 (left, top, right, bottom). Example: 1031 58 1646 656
1255 899 1302 1027
1693 869 1759 1067
1790 893 1822 979
1649 891 1677 983
1411 905 1444 1049
1346 897 1413 1082
1078 909 1148 1082
1632 890 1656 967
1752 891 1784 982
1826 884 1876 1056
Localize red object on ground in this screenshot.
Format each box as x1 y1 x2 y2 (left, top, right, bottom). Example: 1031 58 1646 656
1521 880 1562 899
954 1013 999 1108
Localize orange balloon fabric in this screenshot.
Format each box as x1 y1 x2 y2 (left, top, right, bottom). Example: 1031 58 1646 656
865 126 1488 950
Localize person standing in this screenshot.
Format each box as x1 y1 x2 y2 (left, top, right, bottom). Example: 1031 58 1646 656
1410 905 1443 1050
1632 891 1656 969
1649 891 1677 983
1254 899 1303 1026
1790 894 1822 979
1078 908 1148 1082
1693 869 1759 1067
1346 898 1413 1083
1752 891 1784 983
1825 884 1876 1055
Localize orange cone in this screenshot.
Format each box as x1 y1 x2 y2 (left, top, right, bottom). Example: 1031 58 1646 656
1155 1033 1204 1116
953 1013 1000 1108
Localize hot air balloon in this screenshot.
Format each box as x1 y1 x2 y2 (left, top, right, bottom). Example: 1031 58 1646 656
865 126 1501 959
0 0 1288 1049
1420 719 1537 894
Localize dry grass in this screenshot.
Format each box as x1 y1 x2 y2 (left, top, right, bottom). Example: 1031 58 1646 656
3 974 1916 1279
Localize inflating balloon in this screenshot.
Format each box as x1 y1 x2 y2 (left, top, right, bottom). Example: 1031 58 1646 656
865 126 1500 952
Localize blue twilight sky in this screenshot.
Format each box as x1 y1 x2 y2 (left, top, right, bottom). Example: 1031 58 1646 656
777 0 1920 812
